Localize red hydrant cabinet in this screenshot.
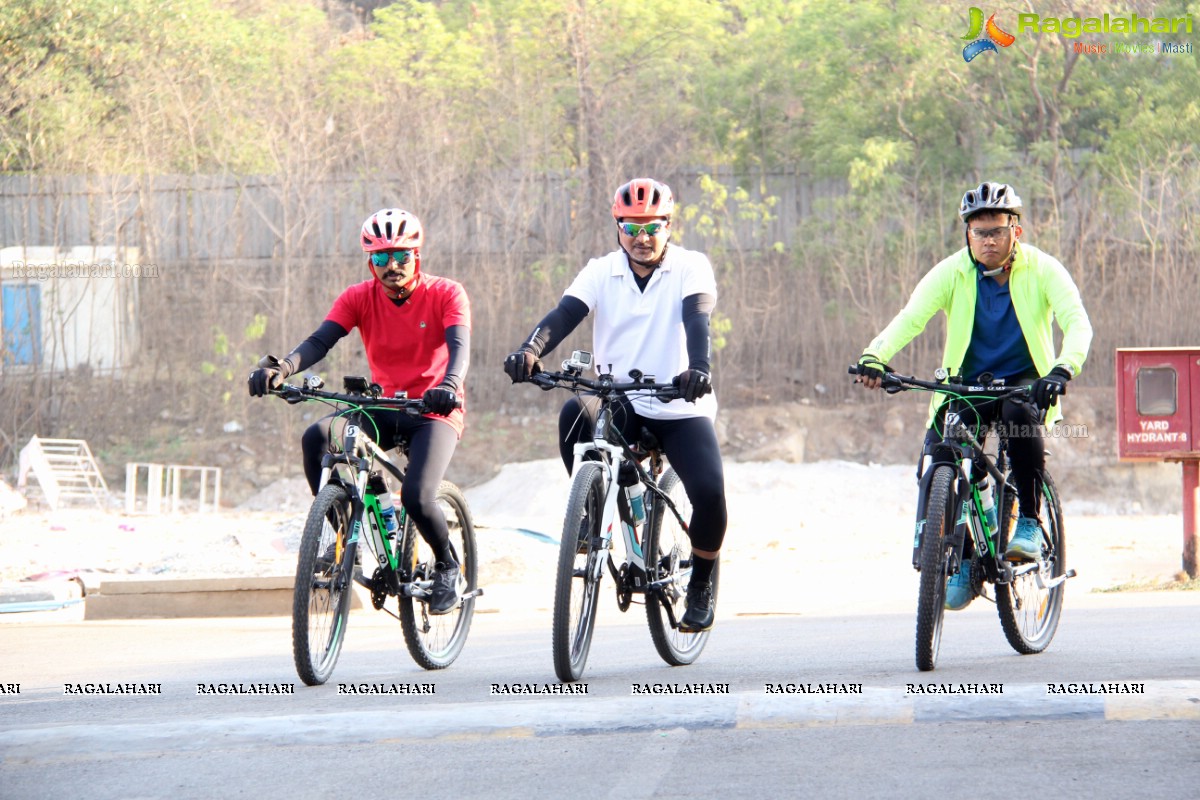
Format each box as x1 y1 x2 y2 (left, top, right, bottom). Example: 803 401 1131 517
1116 347 1200 577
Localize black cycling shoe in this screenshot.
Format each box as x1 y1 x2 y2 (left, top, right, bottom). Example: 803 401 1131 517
679 581 714 632
428 561 461 615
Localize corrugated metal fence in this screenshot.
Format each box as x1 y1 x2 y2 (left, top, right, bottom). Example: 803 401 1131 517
0 170 848 261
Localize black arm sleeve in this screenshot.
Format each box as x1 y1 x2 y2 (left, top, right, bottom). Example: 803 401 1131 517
440 324 470 392
285 320 350 372
682 293 715 373
522 296 590 357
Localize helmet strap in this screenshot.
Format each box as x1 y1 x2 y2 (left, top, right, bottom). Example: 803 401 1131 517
619 237 669 270
965 227 1018 277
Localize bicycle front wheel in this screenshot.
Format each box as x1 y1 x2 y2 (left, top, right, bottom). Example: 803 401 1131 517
399 481 478 670
645 467 715 666
293 482 355 686
996 470 1066 654
552 462 606 682
915 465 955 672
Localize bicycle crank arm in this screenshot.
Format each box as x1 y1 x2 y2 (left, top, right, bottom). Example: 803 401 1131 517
1037 568 1077 590
645 586 683 629
400 581 432 599
1007 563 1042 579
646 577 682 592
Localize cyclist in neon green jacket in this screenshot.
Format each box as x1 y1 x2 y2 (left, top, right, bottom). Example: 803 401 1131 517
855 182 1092 610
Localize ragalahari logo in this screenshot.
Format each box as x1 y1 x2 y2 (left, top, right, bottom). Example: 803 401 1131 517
961 7 1016 61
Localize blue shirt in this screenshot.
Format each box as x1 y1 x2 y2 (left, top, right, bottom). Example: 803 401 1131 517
959 270 1035 383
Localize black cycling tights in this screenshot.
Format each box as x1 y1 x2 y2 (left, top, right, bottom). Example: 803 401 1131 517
302 412 459 563
558 396 727 553
925 396 1045 519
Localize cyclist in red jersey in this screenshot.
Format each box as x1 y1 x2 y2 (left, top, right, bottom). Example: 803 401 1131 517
249 208 471 614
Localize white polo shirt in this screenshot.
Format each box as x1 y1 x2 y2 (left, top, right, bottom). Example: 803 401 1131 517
563 245 718 421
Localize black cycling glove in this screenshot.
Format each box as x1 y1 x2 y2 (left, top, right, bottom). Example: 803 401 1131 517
1031 367 1071 410
503 347 543 383
248 355 294 397
423 384 459 416
673 369 712 403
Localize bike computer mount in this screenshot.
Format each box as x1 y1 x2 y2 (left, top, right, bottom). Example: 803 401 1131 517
342 376 386 397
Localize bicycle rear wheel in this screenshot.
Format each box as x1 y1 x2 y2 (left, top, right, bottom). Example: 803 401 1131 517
399 481 478 670
552 462 605 682
916 466 955 672
293 483 355 686
996 470 1065 654
645 467 716 666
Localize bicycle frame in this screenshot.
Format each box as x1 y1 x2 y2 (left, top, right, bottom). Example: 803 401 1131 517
869 368 1073 593
914 400 1011 587
272 377 454 600
319 421 409 583
535 365 688 600
571 407 649 573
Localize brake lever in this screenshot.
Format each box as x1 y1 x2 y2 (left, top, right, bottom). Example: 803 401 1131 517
279 385 306 404
531 372 557 391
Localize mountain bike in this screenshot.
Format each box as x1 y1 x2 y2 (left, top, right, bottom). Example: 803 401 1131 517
268 374 480 684
849 365 1074 671
528 351 716 682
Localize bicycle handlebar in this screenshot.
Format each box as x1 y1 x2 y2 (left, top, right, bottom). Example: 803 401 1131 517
530 369 682 401
847 365 1032 400
268 381 460 414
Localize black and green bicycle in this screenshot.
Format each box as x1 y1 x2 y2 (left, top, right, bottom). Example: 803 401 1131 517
269 374 480 685
850 365 1074 671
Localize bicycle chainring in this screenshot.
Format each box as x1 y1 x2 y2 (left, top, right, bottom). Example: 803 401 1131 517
370 567 389 610
969 559 985 598
616 563 633 612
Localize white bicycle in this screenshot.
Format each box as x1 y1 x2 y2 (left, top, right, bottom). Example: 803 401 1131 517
529 352 718 682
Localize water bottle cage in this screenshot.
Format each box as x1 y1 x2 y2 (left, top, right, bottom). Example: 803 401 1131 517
617 460 639 487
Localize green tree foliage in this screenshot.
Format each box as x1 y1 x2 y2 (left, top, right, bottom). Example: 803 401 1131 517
0 0 1196 423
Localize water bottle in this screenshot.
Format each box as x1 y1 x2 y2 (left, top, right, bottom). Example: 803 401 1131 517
978 479 998 537
627 481 647 527
368 474 399 538
379 492 399 538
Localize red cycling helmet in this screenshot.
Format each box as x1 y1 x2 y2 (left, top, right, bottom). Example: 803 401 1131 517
360 208 423 252
611 179 674 220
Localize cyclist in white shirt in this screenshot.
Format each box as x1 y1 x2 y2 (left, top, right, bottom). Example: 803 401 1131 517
504 178 727 632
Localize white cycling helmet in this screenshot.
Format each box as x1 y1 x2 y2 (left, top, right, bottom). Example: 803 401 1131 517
958 182 1023 222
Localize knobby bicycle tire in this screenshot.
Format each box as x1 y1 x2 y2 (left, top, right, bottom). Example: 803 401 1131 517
552 462 605 682
293 483 355 686
645 467 715 666
996 470 1066 654
398 481 478 670
916 465 955 672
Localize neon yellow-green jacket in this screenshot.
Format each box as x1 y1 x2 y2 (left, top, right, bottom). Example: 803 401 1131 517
863 243 1092 426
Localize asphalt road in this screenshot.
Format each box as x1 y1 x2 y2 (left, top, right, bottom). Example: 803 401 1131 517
2 594 1198 799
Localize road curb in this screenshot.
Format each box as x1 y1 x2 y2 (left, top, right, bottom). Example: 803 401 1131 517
2 682 1197 758
82 576 366 620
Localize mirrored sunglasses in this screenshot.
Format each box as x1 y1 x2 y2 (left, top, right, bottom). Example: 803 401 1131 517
369 250 414 268
617 221 668 237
